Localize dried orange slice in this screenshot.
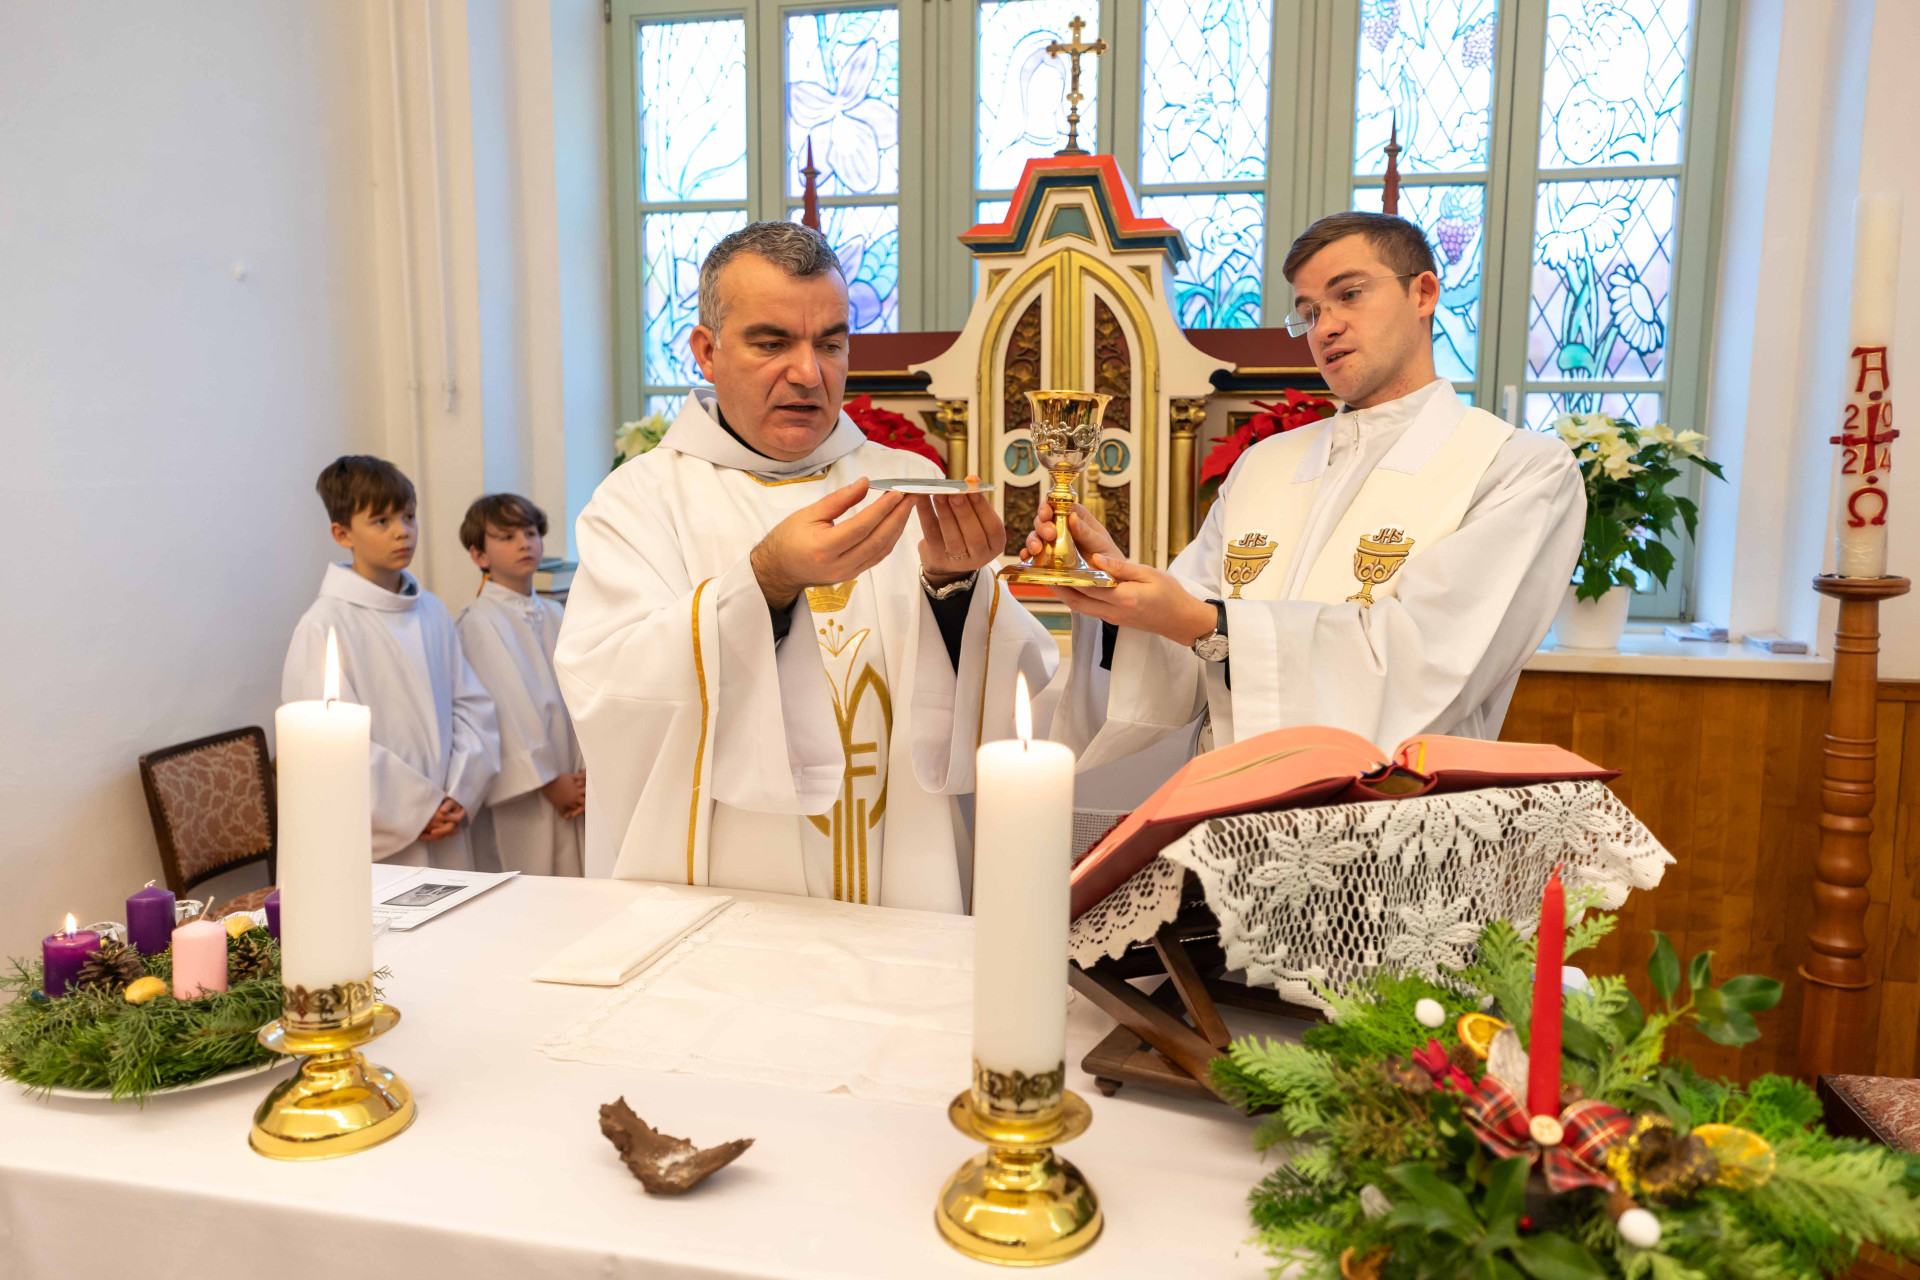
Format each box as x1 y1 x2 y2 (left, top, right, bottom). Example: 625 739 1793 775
1694 1123 1775 1189
1456 1012 1508 1059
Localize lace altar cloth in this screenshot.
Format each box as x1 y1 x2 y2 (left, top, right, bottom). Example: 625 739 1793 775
540 897 975 1107
1066 781 1672 1012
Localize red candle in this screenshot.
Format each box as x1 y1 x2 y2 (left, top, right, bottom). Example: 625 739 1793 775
1527 870 1566 1118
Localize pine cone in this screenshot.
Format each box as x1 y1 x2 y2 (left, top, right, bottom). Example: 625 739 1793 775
227 930 276 984
73 940 147 994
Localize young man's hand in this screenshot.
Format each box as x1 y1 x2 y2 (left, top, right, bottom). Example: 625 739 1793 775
418 798 465 842
751 479 914 608
541 770 587 821
1022 500 1123 566
1050 555 1218 646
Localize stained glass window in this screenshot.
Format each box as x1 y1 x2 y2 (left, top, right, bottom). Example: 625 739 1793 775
641 209 746 386
1529 177 1675 382
1352 184 1484 380
788 205 901 334
1354 0 1498 176
1540 0 1693 169
1140 193 1264 328
1140 0 1271 185
976 200 1013 227
638 19 747 202
978 0 1100 191
1523 391 1662 434
646 393 688 420
786 9 900 198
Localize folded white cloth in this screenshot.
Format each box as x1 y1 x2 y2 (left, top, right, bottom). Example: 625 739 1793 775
532 889 733 986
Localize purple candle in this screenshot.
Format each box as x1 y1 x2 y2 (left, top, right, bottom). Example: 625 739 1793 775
264 889 280 940
126 884 177 956
42 916 101 997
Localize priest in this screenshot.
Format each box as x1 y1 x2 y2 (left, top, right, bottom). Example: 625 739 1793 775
556 221 1054 912
1034 212 1584 766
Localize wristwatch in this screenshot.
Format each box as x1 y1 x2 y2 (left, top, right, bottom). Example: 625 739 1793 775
1191 599 1230 663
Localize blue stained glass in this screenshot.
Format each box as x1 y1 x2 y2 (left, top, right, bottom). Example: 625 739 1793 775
1140 0 1272 184
786 9 900 198
1540 0 1692 168
1355 0 1498 176
638 19 747 202
788 205 900 334
1353 183 1485 380
978 0 1101 190
1529 177 1675 382
1140 193 1264 328
647 394 688 419
642 210 747 386
1524 390 1662 433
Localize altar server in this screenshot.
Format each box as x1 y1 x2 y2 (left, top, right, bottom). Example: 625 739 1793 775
1034 212 1584 766
556 221 1054 911
284 457 500 868
455 494 585 876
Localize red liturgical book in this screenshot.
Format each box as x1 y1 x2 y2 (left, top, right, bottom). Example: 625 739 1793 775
1068 728 1617 920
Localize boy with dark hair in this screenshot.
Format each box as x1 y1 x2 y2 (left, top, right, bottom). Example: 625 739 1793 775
455 493 584 877
284 456 500 868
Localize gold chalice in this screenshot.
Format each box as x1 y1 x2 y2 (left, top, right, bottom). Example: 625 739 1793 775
1000 390 1115 590
1346 527 1414 606
1222 531 1277 599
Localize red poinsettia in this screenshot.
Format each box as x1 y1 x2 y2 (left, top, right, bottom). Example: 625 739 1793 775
844 394 945 469
1197 388 1337 501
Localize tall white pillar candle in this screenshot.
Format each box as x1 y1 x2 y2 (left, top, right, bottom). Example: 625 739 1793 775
274 629 374 995
970 673 1076 1112
1833 193 1902 578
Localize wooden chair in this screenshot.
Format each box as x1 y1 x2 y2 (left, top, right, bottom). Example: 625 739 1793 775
138 727 277 898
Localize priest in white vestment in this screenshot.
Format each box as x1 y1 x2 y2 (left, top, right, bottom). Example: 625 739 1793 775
1035 212 1584 766
556 222 1055 912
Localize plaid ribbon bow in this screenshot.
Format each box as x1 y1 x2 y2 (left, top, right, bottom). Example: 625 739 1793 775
1468 1075 1632 1193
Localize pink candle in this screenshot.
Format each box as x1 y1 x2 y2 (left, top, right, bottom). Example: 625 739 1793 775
1527 870 1566 1118
41 915 101 998
171 919 228 999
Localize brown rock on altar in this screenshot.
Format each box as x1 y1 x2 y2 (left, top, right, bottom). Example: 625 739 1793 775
598 1097 753 1195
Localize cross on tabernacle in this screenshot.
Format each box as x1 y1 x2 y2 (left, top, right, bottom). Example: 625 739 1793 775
1047 16 1106 157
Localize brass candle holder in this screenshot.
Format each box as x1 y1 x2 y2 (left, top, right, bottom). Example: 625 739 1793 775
249 975 415 1160
936 1062 1103 1265
1001 390 1116 591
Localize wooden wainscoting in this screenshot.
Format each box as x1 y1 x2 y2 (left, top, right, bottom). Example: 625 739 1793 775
1501 673 1920 1084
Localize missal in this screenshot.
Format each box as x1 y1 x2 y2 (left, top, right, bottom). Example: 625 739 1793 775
1068 727 1616 919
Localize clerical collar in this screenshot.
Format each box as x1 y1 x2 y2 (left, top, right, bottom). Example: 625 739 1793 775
1335 377 1453 432
657 387 866 477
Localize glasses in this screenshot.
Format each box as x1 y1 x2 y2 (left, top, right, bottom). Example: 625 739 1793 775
1282 274 1417 338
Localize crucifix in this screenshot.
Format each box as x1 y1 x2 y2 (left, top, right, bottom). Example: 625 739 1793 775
1047 16 1106 157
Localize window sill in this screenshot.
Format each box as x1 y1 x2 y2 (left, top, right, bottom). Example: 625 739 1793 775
1526 627 1831 682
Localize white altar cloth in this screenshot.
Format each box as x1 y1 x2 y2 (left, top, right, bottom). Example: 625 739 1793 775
0 876 1274 1280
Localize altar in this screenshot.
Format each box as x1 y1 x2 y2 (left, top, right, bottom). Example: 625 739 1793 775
0 876 1274 1280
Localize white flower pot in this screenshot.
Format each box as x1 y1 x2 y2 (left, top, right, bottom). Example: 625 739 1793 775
1552 584 1631 652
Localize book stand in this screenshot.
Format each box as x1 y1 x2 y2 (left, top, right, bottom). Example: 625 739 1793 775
1067 880 1326 1101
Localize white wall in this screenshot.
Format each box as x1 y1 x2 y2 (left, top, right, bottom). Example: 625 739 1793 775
0 2 387 951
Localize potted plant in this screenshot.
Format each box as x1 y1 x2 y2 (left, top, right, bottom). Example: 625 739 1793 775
614 412 670 469
1551 413 1724 651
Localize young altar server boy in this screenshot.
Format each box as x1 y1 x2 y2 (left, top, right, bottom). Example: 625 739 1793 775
455 493 585 877
284 456 500 868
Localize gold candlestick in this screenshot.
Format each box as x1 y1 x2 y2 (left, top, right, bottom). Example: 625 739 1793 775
936 1071 1102 1266
250 974 415 1160
1000 390 1115 590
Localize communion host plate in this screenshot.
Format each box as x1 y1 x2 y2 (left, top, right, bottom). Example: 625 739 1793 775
867 478 996 495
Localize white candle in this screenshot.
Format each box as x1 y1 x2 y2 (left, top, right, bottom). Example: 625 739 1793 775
1833 193 1902 578
274 628 374 996
970 673 1076 1111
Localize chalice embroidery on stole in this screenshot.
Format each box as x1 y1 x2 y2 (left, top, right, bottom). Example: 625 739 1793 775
1222 531 1277 599
804 580 891 904
1347 527 1415 606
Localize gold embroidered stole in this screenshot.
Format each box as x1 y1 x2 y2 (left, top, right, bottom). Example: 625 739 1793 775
800 579 892 903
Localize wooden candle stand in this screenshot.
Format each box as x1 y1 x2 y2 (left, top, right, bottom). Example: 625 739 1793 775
1796 574 1910 1082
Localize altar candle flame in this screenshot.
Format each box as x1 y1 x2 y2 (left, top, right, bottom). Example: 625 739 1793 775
63 913 76 936
1014 672 1033 748
323 626 341 704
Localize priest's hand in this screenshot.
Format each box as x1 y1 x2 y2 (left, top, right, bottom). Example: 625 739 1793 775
915 491 1004 585
419 798 465 842
1021 500 1122 565
751 478 914 609
1051 556 1218 646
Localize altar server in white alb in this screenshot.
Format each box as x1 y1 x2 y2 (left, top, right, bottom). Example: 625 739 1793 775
284 457 500 867
1032 212 1584 764
455 493 585 877
556 221 1055 912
